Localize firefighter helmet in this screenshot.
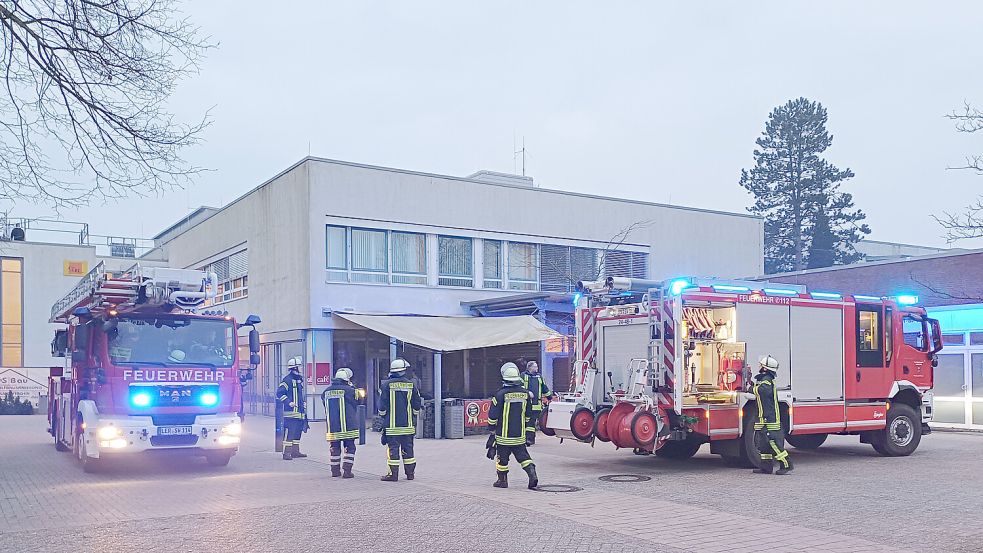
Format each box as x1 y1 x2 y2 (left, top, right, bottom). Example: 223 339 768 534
335 367 353 382
501 362 522 382
390 358 410 375
758 355 779 371
168 349 186 363
287 356 302 371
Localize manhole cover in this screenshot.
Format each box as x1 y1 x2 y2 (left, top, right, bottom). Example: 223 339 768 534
532 484 583 493
598 474 652 483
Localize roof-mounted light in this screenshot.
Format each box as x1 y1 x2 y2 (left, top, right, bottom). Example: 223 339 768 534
763 288 798 296
712 284 751 293
669 278 692 295
896 294 919 306
853 295 881 302
811 291 842 300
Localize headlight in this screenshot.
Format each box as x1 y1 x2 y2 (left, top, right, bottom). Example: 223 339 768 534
356 388 366 400
218 435 240 446
222 422 242 436
108 438 128 449
98 426 121 440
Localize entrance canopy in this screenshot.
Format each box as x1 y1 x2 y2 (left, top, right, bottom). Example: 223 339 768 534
336 313 562 352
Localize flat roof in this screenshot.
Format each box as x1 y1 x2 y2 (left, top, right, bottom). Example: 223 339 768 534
153 156 761 243
756 247 983 280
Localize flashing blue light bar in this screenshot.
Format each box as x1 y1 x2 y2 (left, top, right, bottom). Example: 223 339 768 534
200 392 219 407
853 295 882 302
896 294 919 306
572 292 582 305
712 284 751 293
669 278 691 295
810 292 842 300
131 392 151 408
763 288 798 296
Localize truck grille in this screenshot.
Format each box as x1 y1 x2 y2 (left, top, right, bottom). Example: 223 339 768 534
151 414 198 426
150 435 199 447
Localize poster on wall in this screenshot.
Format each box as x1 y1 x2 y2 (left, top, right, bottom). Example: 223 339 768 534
464 399 491 427
306 362 332 386
0 368 47 403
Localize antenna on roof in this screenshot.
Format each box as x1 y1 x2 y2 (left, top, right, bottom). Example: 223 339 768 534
514 136 528 177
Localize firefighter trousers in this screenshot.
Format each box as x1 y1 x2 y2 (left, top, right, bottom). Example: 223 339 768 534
496 444 534 473
329 439 356 471
754 428 790 469
385 434 415 474
283 418 304 448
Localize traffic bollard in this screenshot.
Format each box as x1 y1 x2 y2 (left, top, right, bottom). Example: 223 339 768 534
357 404 366 445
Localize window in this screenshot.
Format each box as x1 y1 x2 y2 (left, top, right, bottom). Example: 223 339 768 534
601 250 648 279
856 307 883 368
326 225 347 282
108 317 235 367
392 232 427 285
508 242 538 290
972 332 983 346
540 245 601 292
483 240 502 289
438 236 473 287
351 228 388 283
902 316 928 352
885 307 893 366
1 258 22 366
201 251 248 305
943 333 966 346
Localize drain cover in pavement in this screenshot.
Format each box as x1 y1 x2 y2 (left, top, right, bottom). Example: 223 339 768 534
532 484 583 493
598 474 651 483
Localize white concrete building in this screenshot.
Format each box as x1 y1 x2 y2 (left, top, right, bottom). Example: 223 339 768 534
149 157 764 425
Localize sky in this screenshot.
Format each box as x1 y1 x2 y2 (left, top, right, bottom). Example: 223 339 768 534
13 1 983 248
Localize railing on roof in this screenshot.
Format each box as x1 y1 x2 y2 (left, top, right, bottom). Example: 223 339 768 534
0 216 156 259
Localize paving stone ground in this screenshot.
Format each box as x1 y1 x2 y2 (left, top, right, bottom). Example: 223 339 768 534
1 415 980 552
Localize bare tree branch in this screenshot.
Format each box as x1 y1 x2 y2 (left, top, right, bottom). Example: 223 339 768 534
909 271 982 303
938 102 983 241
0 0 211 210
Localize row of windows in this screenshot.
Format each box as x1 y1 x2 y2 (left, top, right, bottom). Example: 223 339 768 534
325 225 647 291
1 258 22 367
200 250 249 306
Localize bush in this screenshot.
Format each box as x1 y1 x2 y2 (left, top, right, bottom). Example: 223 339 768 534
0 390 35 415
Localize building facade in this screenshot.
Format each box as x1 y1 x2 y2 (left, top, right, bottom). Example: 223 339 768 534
150 157 765 421
762 249 983 429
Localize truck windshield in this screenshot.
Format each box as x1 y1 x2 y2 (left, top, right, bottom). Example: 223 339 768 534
107 317 235 367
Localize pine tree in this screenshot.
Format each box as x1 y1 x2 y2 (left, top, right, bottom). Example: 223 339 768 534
740 98 870 273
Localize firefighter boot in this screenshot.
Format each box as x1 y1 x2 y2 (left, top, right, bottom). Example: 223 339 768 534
753 459 774 474
380 468 398 482
776 458 794 475
404 463 416 481
342 462 354 479
282 447 293 461
291 444 308 458
493 471 508 489
523 464 539 489
330 464 341 477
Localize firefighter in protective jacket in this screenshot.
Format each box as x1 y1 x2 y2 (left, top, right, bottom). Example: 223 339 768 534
521 360 551 445
753 355 793 475
487 362 539 489
277 356 308 460
322 367 359 478
379 358 422 482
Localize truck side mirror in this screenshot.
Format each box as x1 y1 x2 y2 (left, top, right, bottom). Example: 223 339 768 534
248 328 260 355
72 322 91 361
250 353 261 366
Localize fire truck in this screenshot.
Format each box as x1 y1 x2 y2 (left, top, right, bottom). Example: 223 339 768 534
543 276 943 467
47 263 261 472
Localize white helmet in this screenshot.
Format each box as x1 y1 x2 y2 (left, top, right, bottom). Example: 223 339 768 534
758 355 779 371
168 349 186 363
335 367 353 383
286 356 302 371
501 362 522 383
390 358 410 374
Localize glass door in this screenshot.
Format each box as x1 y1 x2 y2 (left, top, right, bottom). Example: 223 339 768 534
973 353 983 426
933 353 968 425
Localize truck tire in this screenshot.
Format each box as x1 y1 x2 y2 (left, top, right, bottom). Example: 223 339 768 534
655 436 703 460
786 433 827 450
570 407 595 442
871 404 921 457
206 451 233 467
722 406 758 468
76 433 100 473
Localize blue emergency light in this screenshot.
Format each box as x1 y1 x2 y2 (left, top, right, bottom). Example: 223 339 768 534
669 279 691 295
896 294 919 306
131 392 152 408
200 392 219 407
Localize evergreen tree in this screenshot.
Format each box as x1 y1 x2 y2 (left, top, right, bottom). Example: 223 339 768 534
740 98 870 273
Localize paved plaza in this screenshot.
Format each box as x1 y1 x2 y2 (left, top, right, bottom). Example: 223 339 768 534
1 415 981 552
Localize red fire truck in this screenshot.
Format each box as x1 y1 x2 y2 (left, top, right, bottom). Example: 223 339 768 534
543 276 942 467
47 263 261 472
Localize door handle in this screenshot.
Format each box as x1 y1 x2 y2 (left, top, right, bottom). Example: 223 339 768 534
856 370 862 383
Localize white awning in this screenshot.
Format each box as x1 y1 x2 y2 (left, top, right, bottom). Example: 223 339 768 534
336 313 563 352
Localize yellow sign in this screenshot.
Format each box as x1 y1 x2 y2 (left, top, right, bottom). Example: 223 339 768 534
545 337 569 353
63 260 88 276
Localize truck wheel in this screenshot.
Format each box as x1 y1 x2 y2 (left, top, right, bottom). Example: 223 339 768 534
871 404 921 457
206 452 233 467
77 433 100 473
655 437 703 460
723 406 760 469
593 408 612 442
786 433 827 450
539 408 555 437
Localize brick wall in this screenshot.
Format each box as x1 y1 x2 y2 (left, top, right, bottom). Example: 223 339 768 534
761 251 983 308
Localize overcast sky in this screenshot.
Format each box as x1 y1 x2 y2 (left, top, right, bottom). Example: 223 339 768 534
16 1 983 249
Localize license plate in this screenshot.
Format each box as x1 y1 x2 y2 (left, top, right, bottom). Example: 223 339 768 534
157 426 193 436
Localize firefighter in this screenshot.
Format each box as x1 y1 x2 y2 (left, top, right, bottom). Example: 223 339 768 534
322 367 359 478
277 356 308 460
487 362 539 490
521 360 551 445
379 358 422 481
752 355 793 475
